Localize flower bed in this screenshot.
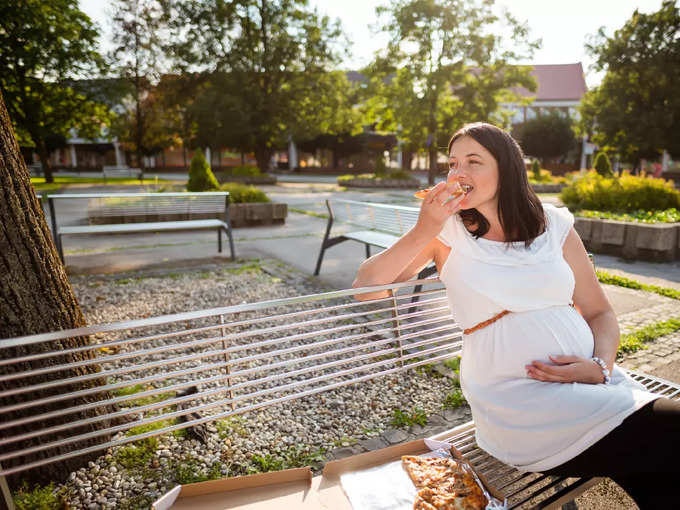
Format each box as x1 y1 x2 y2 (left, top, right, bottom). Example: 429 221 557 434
338 172 420 189
574 216 680 262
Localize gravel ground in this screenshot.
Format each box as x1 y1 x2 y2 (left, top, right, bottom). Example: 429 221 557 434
55 263 459 509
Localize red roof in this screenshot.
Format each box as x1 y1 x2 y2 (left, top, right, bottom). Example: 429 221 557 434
514 63 587 101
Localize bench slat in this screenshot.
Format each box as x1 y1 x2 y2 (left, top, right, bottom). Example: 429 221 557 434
343 230 400 249
58 220 228 235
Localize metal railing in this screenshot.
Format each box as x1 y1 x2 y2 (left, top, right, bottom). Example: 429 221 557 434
0 278 457 480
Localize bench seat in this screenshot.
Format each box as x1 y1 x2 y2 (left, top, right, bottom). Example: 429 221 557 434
58 219 229 235
341 230 400 249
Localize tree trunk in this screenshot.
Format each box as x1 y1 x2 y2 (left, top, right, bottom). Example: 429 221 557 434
0 91 115 493
403 151 413 172
428 146 438 186
35 139 54 184
254 147 273 174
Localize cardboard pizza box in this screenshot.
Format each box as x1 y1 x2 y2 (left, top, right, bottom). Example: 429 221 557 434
152 438 505 509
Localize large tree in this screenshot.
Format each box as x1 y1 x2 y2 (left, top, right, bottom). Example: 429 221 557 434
164 0 361 172
0 90 114 501
365 0 539 184
579 0 680 167
110 0 168 170
0 0 111 183
515 112 577 163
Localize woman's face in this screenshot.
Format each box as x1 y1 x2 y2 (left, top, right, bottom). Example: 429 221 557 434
448 136 499 211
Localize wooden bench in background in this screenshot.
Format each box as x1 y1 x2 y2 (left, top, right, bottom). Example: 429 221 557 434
47 192 235 262
2 278 676 508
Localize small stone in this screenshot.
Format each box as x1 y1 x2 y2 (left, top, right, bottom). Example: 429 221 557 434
382 429 409 445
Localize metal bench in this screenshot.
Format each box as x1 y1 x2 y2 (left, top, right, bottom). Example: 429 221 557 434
47 192 235 262
1 277 677 509
102 166 142 180
314 199 437 281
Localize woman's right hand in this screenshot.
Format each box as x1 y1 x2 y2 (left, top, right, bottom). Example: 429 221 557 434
416 180 466 238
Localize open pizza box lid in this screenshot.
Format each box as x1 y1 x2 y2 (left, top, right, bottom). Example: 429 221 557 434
152 438 505 509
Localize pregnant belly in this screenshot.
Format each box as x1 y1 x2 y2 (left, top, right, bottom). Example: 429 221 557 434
460 305 594 385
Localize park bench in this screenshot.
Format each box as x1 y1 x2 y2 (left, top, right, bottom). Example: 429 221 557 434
102 166 143 180
2 277 677 509
47 192 235 262
314 199 436 282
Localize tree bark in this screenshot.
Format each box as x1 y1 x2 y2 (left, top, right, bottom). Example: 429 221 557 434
35 139 54 184
254 147 273 174
428 146 438 186
0 90 114 492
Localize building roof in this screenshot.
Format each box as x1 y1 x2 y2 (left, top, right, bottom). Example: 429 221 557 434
513 63 587 101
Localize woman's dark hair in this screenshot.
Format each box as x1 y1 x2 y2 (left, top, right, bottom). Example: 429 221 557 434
448 122 545 247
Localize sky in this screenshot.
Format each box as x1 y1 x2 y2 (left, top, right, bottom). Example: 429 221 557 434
80 0 665 88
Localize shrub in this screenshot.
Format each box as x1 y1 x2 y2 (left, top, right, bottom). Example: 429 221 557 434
229 165 261 177
560 171 680 212
187 150 220 192
374 154 387 176
594 152 613 177
220 182 270 203
388 169 415 180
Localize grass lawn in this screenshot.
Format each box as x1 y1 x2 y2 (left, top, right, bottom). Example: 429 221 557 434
30 176 180 192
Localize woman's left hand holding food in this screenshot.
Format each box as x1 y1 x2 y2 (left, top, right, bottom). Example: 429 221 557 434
525 355 608 384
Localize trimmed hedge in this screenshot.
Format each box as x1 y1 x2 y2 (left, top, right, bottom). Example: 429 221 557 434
226 165 261 177
220 182 270 203
187 150 219 192
560 171 680 212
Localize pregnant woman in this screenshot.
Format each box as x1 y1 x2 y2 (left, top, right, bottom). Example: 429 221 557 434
352 122 679 509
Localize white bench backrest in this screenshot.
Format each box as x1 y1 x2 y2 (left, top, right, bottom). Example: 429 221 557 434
0 278 457 477
48 192 229 218
329 199 420 236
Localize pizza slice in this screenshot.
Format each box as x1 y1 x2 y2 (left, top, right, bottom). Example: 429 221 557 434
402 456 453 489
402 455 488 510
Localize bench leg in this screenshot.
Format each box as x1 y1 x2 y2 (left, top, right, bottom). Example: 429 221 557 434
408 265 438 314
365 244 371 258
314 244 327 276
218 229 222 253
226 226 235 260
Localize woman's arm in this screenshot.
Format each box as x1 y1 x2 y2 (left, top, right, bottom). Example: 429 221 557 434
352 181 463 300
526 228 618 384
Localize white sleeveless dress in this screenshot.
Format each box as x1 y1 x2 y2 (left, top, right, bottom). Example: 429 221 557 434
436 203 660 472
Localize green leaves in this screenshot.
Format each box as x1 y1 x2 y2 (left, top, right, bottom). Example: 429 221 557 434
364 0 539 173
579 1 680 163
515 113 577 162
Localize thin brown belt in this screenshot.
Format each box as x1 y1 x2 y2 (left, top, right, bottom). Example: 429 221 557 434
463 310 510 335
463 303 576 335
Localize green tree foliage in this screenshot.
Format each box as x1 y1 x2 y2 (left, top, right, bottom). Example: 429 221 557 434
579 1 680 167
0 0 111 182
364 0 539 184
110 0 167 170
516 113 576 162
165 0 362 172
187 149 219 191
593 152 613 177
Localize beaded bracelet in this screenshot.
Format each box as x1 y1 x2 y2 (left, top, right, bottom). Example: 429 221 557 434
592 356 611 384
